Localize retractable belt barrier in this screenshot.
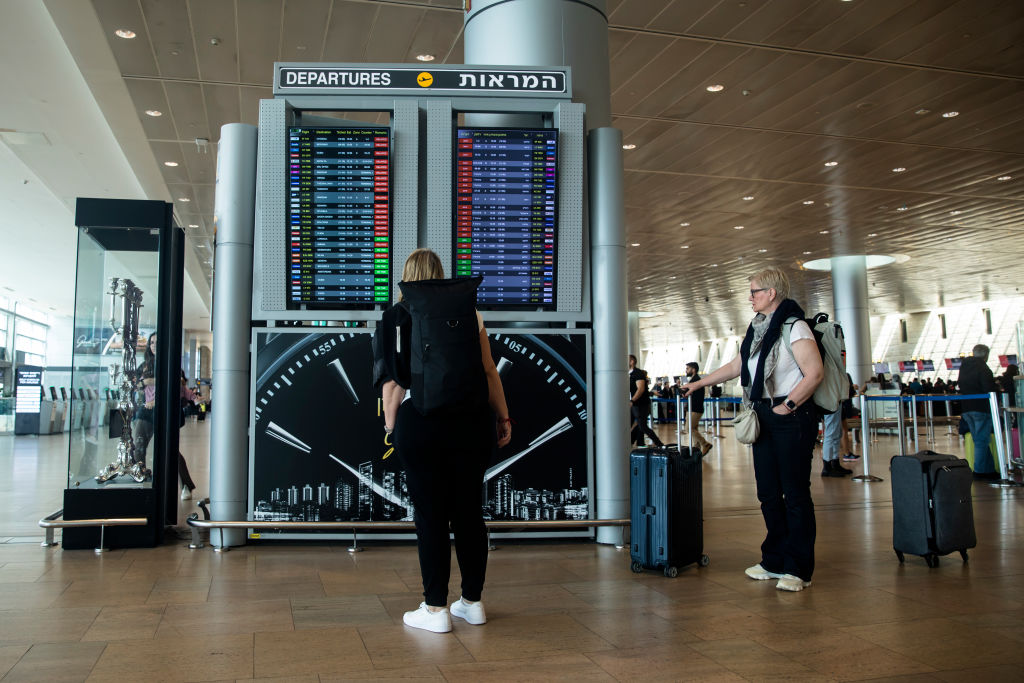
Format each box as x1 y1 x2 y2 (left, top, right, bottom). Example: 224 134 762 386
858 392 1019 487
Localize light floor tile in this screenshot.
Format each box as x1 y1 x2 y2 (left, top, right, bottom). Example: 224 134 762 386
2 641 106 683
253 627 371 677
87 633 254 681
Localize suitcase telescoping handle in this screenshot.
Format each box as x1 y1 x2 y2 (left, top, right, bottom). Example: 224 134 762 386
675 392 694 454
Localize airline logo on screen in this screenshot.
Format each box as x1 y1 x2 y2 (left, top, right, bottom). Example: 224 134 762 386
277 67 567 95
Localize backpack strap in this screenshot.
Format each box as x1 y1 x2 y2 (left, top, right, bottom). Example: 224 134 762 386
781 316 799 360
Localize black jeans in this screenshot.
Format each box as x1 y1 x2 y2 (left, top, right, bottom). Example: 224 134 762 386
752 399 818 581
630 403 663 446
394 401 493 607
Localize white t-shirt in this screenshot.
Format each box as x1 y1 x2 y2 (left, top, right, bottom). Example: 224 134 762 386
746 319 814 398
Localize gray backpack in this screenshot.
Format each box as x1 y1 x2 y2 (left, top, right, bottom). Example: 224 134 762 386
783 313 850 414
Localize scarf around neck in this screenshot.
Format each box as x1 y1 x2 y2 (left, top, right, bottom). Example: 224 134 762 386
740 298 806 401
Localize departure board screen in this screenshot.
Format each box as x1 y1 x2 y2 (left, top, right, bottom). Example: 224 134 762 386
287 127 390 309
455 128 557 308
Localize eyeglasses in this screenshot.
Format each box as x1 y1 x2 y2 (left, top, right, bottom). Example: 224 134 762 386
750 288 770 296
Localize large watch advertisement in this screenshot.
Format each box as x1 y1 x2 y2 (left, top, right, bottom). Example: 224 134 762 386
249 328 592 539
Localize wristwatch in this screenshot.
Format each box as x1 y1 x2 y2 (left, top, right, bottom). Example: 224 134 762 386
784 398 798 412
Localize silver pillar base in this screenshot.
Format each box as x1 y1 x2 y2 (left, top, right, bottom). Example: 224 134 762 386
94 547 108 554
188 542 205 550
346 546 364 553
990 479 1022 488
852 474 884 483
213 546 230 553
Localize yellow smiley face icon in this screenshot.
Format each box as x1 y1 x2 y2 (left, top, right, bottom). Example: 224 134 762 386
416 72 434 88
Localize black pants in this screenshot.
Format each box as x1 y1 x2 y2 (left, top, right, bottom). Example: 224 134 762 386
394 401 493 607
752 399 818 581
630 403 663 446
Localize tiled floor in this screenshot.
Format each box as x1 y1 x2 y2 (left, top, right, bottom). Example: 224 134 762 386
1 419 1022 681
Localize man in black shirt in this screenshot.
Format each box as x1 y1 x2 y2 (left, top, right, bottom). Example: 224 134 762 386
685 362 713 455
959 344 998 477
629 355 663 447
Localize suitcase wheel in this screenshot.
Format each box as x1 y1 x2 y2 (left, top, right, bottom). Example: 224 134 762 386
663 566 678 578
699 554 710 567
926 554 940 569
959 550 969 564
630 561 643 574
895 550 905 564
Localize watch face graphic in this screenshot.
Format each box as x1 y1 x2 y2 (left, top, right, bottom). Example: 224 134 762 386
250 328 590 533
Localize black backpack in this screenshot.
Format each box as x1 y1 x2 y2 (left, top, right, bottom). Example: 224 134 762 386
395 276 488 415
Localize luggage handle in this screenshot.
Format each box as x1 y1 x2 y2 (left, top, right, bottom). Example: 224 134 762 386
675 393 695 455
641 505 656 516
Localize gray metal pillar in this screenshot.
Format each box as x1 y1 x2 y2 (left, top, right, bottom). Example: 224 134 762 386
188 337 198 381
464 0 611 130
590 128 629 545
210 123 258 548
832 255 872 389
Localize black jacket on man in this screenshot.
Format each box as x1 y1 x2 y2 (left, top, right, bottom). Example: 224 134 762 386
958 357 997 412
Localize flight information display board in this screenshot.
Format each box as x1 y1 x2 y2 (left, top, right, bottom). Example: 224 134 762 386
455 128 557 308
287 127 390 309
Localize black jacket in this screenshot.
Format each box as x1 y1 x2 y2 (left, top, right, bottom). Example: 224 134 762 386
958 357 997 412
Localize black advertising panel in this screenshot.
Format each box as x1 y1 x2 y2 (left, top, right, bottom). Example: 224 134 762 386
250 330 589 535
287 127 390 309
455 128 557 309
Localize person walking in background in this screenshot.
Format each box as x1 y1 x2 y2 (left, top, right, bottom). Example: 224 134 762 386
959 344 999 478
684 362 713 455
375 248 511 634
681 268 823 592
628 354 663 447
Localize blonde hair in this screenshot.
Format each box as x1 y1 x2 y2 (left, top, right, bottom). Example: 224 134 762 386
749 268 790 301
398 248 445 300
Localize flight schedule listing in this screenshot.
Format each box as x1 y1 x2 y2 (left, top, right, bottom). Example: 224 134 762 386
287 127 390 308
455 128 557 307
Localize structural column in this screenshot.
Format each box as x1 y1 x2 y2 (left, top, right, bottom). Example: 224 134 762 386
831 255 872 389
210 123 258 548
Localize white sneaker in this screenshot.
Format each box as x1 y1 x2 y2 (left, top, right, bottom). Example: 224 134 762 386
745 564 784 581
450 597 487 625
180 487 192 501
776 574 812 592
402 603 452 633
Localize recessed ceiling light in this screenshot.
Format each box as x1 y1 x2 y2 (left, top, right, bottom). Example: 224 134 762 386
669 276 677 280
915 108 931 115
997 175 1012 181
896 206 908 212
622 143 637 150
680 245 689 249
178 197 190 202
635 286 642 290
742 195 754 201
803 251 812 255
949 210 962 215
819 230 829 234
706 84 725 92
733 225 744 230
892 167 907 173
115 29 136 39
631 243 640 247
802 200 815 205
145 110 162 117
679 222 690 227
164 161 178 167
416 54 435 62
824 161 838 167
758 248 768 253
867 233 878 237
188 224 199 228
942 111 959 118
710 264 718 267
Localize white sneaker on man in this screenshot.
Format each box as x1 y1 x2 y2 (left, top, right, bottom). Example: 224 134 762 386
402 603 452 633
450 597 487 625
744 564 784 581
776 574 812 592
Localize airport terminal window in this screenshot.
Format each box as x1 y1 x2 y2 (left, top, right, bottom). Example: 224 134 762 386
13 311 47 367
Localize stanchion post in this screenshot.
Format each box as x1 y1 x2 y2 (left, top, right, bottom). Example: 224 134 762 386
676 393 682 448
910 395 919 453
896 397 907 457
853 397 882 482
686 395 693 452
989 391 1018 487
926 398 934 443
945 399 953 434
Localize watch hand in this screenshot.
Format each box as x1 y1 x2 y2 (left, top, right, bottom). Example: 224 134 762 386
484 416 573 482
328 453 407 511
329 358 359 404
265 421 312 453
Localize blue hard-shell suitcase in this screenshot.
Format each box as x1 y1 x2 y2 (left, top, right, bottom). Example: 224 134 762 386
629 445 707 577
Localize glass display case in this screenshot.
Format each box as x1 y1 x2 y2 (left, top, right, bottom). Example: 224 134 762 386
63 198 183 550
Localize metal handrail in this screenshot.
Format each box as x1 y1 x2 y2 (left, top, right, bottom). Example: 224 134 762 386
38 508 148 553
186 515 630 552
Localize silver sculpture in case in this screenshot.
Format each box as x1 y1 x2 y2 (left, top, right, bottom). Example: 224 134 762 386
96 277 150 483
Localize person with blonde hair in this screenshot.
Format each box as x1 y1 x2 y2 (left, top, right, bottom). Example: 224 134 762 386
374 248 512 632
682 267 823 591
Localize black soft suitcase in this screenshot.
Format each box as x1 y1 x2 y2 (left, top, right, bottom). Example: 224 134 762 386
891 450 977 568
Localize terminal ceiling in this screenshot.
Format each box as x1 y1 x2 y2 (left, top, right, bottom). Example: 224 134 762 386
61 0 1024 342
